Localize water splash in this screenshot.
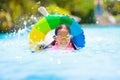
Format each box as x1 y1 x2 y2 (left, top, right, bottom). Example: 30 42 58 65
0 25 120 80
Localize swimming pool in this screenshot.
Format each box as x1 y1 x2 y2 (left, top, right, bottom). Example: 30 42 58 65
0 25 120 80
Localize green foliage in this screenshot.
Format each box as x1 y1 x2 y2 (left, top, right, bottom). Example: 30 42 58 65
46 4 70 15
46 0 94 17
0 0 103 32
0 0 40 33
103 0 120 15
45 0 95 23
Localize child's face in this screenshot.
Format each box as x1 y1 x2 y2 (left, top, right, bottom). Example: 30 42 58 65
57 28 69 37
55 28 71 49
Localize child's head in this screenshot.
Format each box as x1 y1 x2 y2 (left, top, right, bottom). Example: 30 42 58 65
55 24 70 36
49 24 76 50
54 24 72 49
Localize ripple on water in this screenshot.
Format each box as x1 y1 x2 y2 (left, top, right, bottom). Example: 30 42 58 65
0 26 120 80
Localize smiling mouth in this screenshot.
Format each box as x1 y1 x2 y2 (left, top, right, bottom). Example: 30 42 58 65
60 41 68 45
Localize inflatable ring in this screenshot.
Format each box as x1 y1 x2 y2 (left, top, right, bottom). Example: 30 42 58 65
29 15 85 49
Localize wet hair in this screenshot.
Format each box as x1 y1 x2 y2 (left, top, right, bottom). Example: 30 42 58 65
49 24 77 50
55 24 70 35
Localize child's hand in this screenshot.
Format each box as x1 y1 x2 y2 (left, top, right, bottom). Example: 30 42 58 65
35 42 48 50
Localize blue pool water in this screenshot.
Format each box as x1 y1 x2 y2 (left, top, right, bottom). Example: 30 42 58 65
0 25 120 80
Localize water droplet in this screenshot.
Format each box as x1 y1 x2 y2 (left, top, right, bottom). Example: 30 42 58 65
96 21 99 24
50 58 53 62
16 56 22 59
23 21 27 26
37 1 40 4
57 59 61 64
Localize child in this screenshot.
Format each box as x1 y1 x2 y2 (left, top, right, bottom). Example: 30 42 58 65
47 24 77 50
37 6 76 50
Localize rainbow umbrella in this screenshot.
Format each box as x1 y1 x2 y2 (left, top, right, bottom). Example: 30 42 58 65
29 15 85 49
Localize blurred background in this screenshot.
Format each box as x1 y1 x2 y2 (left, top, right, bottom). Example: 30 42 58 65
0 0 120 33
0 1 120 80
